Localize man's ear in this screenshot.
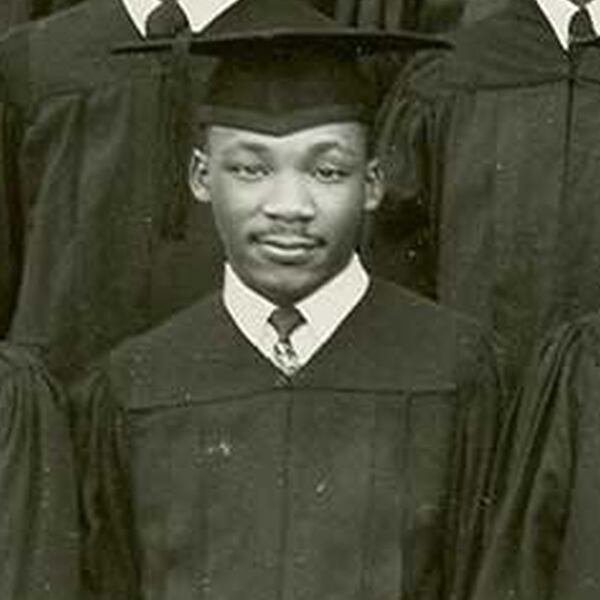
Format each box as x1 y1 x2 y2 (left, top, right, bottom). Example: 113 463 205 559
188 147 211 203
363 158 384 212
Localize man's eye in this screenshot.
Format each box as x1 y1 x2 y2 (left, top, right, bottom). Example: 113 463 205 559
312 164 350 183
227 162 270 181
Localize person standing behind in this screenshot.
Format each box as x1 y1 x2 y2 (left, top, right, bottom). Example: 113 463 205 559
73 1 504 598
376 0 600 386
0 0 238 378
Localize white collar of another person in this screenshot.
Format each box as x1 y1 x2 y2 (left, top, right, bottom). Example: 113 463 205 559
120 0 242 37
536 0 600 50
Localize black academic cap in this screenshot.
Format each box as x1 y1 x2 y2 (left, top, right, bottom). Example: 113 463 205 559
116 0 449 135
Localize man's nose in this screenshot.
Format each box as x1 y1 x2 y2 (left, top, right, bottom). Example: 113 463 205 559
262 172 316 220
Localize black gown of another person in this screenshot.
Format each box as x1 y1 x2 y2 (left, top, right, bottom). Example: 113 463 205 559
0 343 79 599
335 0 468 33
472 311 600 600
0 0 223 380
375 0 600 385
73 279 504 600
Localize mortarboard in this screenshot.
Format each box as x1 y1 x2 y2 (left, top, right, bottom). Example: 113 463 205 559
116 0 449 135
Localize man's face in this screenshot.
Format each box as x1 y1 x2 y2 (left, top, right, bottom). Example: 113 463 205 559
189 122 383 305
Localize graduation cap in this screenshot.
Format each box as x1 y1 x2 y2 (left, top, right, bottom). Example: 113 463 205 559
116 0 449 135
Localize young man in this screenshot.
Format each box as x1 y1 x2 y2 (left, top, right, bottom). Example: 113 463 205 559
74 1 503 598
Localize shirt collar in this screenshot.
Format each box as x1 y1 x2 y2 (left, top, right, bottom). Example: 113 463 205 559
223 254 370 362
223 263 278 348
536 0 600 50
120 0 241 37
294 254 370 348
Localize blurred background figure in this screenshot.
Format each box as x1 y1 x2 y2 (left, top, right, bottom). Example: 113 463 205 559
376 0 600 387
0 0 228 381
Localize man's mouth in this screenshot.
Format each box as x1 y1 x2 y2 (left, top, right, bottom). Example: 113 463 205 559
253 233 323 262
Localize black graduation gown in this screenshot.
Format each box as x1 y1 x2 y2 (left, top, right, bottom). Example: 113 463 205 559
472 311 600 600
376 0 600 383
0 344 79 599
0 0 222 379
74 279 504 600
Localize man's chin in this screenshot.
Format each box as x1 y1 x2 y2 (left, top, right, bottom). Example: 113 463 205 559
247 270 322 305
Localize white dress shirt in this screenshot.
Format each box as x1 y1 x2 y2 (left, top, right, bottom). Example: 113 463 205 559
120 0 241 37
536 0 600 49
223 254 371 373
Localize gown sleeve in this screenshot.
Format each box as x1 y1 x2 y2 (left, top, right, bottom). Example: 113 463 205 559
470 321 586 600
0 343 79 599
72 365 141 600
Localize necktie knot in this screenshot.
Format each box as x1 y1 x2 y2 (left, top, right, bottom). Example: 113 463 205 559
268 306 306 343
569 7 597 47
146 0 190 38
268 306 305 377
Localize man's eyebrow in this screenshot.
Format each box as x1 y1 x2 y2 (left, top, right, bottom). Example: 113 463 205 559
308 140 360 159
221 141 271 157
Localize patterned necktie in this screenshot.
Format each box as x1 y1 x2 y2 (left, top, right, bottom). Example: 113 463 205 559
146 0 191 38
569 6 597 47
268 306 306 377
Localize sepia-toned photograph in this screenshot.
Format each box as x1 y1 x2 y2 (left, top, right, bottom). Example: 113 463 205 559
1 0 598 598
